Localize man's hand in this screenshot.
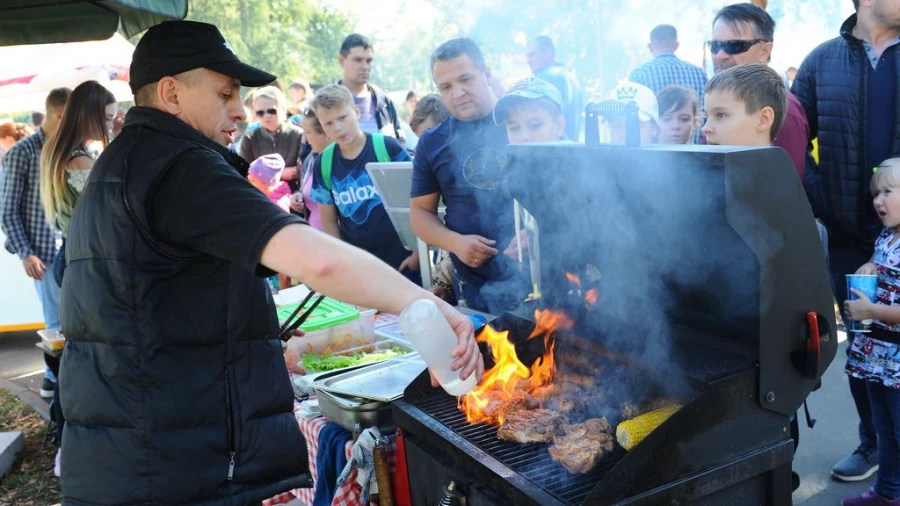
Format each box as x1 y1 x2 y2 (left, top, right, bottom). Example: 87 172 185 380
282 167 299 181
857 262 878 275
399 250 420 272
503 229 529 260
845 289 876 322
290 192 306 214
429 299 484 388
22 255 46 281
453 235 497 269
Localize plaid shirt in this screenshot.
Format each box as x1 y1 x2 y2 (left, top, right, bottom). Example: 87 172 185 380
629 52 708 143
629 52 708 104
1 128 58 263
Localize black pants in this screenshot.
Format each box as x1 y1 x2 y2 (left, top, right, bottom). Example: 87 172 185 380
830 242 877 450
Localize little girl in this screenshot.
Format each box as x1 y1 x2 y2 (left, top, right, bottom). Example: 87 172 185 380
844 157 900 506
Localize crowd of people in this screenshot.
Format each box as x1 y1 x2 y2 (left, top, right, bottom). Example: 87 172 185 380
0 0 898 504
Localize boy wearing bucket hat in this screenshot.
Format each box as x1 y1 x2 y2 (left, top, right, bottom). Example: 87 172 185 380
492 77 568 299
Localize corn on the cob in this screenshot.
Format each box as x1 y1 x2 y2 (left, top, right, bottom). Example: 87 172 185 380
616 404 681 451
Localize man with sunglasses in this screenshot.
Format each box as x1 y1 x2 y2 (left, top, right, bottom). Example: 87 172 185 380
793 0 900 486
710 3 809 179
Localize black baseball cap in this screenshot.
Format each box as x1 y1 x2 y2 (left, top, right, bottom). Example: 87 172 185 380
129 20 276 93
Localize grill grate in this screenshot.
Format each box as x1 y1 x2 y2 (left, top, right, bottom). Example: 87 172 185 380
413 393 625 506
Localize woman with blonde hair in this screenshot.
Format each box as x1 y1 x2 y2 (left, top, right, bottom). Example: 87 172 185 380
40 80 115 284
40 80 116 238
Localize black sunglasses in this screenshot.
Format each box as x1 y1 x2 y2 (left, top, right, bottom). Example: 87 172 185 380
708 39 767 55
255 108 278 118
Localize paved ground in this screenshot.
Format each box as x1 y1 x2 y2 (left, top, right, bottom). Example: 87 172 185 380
0 329 882 504
0 330 49 397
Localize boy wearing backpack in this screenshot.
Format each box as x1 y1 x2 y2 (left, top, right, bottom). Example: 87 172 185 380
310 84 419 280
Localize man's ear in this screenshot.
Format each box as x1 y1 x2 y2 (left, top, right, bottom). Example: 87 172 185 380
757 106 775 133
759 41 774 64
354 106 361 119
338 55 346 67
484 66 493 82
156 77 182 115
556 115 566 139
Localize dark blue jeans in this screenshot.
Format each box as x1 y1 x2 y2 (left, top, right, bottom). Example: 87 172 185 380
831 242 877 450
867 381 900 499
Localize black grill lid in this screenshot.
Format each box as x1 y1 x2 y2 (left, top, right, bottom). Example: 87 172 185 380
505 143 836 415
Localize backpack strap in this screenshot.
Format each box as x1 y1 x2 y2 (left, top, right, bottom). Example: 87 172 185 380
372 133 391 163
320 142 337 192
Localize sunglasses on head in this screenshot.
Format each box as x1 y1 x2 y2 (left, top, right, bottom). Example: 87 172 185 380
708 39 767 55
255 108 278 118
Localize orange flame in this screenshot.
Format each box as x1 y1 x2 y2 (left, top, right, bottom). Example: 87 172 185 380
565 272 582 287
461 309 572 425
585 288 599 306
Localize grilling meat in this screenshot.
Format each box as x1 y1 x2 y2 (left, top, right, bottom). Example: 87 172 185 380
498 409 567 443
549 418 617 474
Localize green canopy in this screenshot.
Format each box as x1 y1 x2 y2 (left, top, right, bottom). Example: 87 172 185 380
0 0 188 46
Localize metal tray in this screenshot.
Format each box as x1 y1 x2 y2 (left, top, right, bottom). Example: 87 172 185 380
313 355 426 402
315 389 395 434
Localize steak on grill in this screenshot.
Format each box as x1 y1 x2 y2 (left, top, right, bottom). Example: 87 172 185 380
497 409 568 443
549 418 617 474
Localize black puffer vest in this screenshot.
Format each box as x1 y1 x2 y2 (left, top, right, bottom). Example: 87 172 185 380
793 14 900 248
59 107 309 505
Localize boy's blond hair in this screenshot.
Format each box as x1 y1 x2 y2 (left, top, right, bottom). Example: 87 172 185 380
871 158 900 194
311 84 355 115
253 85 288 111
705 63 787 141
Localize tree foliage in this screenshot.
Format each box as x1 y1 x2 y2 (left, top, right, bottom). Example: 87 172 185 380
185 0 354 87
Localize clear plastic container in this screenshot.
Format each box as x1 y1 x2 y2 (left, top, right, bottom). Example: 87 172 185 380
399 299 477 396
37 329 66 351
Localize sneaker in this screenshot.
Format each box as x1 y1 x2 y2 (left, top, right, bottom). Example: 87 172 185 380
833 446 879 481
39 378 55 399
843 488 900 506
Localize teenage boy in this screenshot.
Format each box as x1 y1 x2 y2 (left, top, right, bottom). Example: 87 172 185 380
702 63 786 147
310 84 419 281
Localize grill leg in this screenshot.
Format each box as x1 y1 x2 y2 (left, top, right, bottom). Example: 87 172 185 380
768 463 793 506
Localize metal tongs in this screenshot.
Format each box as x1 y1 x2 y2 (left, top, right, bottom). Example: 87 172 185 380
278 290 326 342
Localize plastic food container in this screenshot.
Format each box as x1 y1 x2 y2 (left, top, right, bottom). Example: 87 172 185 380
37 329 65 351
288 308 377 356
276 297 360 333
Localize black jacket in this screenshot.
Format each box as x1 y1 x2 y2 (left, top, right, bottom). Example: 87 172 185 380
337 80 404 142
792 14 900 248
59 107 309 505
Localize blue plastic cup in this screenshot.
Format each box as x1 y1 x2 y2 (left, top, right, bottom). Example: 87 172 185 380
847 274 878 332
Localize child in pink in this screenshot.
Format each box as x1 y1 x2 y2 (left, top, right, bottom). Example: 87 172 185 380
248 153 292 213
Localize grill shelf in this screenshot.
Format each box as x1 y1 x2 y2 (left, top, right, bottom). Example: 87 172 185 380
413 393 625 506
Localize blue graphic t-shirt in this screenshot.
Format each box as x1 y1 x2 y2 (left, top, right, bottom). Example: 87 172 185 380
411 114 526 311
310 134 411 269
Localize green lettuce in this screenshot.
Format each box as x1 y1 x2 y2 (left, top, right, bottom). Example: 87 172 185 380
302 346 408 373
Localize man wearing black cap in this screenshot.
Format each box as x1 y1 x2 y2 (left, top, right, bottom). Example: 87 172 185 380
58 21 482 506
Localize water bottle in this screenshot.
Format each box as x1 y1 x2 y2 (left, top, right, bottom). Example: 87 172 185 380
399 299 478 396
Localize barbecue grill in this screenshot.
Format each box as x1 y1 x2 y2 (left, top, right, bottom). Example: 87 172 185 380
393 143 836 505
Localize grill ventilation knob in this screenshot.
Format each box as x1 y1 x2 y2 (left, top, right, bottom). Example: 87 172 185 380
439 481 461 506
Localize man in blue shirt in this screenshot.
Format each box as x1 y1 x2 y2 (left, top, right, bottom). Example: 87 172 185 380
411 38 527 313
310 84 418 281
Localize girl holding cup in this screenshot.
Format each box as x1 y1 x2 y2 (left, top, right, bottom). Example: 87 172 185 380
844 158 900 506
